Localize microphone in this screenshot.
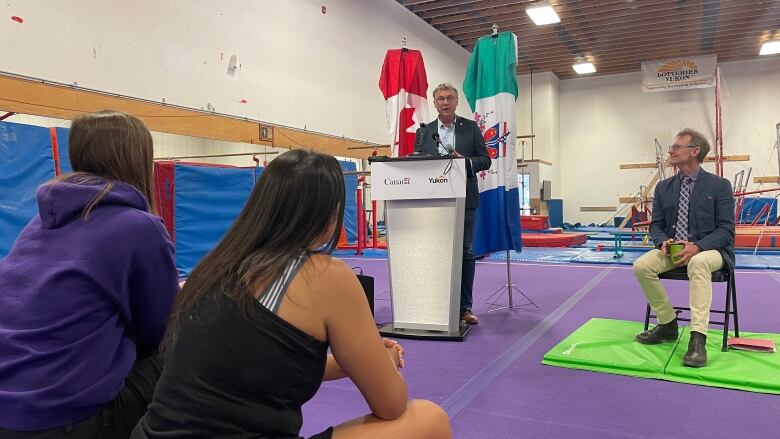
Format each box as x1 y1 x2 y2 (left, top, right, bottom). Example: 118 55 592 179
432 133 452 157
411 123 428 156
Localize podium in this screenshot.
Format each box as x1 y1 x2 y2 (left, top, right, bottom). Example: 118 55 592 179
370 156 471 341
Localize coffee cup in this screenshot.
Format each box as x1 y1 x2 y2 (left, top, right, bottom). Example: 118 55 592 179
668 242 685 264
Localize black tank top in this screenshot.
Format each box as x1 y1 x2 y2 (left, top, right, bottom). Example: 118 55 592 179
135 253 328 438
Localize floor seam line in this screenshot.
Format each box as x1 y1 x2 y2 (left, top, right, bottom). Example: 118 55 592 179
441 266 615 419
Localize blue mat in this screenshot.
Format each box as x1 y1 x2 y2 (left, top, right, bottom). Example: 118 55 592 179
55 127 72 174
0 122 55 256
568 226 623 233
583 233 617 241
174 164 255 275
333 230 780 269
339 161 358 244
334 248 388 259
490 248 590 264
735 254 780 270
489 246 780 269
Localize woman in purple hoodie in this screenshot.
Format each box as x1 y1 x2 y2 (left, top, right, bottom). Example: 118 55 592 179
0 110 179 438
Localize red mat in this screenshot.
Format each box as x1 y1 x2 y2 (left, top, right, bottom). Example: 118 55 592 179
521 232 587 247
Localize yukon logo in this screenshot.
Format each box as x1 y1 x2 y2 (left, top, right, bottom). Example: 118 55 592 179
428 175 448 184
656 59 699 82
482 123 511 159
384 177 410 186
475 111 511 159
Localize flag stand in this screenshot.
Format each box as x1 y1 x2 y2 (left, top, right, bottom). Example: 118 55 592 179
485 250 539 312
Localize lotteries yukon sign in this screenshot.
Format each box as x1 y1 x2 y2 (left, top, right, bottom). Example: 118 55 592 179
641 55 717 93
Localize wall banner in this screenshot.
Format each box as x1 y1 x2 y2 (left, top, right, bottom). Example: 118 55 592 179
641 55 717 92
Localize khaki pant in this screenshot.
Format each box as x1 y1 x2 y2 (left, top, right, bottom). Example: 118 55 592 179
633 249 723 335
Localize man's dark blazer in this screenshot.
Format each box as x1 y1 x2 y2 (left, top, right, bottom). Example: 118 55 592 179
649 168 735 268
413 116 491 209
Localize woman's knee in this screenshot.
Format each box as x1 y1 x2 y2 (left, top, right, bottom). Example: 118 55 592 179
408 400 451 438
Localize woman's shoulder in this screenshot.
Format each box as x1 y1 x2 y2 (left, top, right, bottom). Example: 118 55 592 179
304 253 353 279
123 208 169 234
298 254 366 312
300 254 362 293
112 208 173 250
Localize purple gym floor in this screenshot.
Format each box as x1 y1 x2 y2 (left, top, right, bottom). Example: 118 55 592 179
300 258 780 438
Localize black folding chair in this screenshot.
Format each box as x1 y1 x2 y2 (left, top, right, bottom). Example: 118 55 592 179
643 266 739 352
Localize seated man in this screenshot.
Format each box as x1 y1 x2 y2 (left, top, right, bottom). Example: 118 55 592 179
632 128 735 368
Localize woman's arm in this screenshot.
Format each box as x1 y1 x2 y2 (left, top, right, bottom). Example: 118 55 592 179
323 339 405 381
320 259 408 420
129 237 179 350
323 354 346 381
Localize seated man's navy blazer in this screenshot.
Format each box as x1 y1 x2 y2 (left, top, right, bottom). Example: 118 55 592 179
649 169 735 267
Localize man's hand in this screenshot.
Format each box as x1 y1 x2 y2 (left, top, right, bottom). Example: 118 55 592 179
674 241 701 266
452 150 463 158
660 239 674 255
383 338 405 369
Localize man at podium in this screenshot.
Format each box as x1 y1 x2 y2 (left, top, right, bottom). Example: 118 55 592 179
413 83 491 325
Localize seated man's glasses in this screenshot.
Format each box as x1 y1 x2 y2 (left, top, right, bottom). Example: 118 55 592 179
668 144 696 152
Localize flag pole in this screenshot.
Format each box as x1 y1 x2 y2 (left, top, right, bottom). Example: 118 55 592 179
465 26 537 312
485 24 537 312
486 136 538 313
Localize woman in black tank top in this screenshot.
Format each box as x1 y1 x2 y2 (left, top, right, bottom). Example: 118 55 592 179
133 150 451 439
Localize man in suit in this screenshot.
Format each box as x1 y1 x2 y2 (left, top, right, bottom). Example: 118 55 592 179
633 128 735 367
413 83 491 325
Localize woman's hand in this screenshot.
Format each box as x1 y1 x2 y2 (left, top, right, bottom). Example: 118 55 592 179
383 338 405 369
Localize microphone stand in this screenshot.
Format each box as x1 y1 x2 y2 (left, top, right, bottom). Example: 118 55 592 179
433 133 455 174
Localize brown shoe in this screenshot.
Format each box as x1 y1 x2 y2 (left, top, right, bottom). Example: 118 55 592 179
461 310 479 325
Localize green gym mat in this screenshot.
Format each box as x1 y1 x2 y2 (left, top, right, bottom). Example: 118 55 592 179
542 318 780 394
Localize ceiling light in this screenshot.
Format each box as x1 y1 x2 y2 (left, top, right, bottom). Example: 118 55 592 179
526 1 560 26
573 62 596 74
759 40 780 55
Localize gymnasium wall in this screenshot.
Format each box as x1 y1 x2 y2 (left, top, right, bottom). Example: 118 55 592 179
557 56 780 225
0 118 360 271
4 1 779 227
1 0 470 146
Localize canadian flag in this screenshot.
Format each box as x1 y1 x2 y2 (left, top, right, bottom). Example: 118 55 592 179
378 49 429 157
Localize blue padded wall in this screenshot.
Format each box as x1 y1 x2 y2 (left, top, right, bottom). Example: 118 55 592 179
739 197 777 224
173 163 255 275
340 160 358 243
0 122 56 256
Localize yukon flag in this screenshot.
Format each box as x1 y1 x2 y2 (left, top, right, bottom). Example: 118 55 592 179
378 49 429 157
463 32 522 255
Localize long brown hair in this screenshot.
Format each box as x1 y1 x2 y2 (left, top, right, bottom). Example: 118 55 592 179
163 149 345 349
66 110 156 216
